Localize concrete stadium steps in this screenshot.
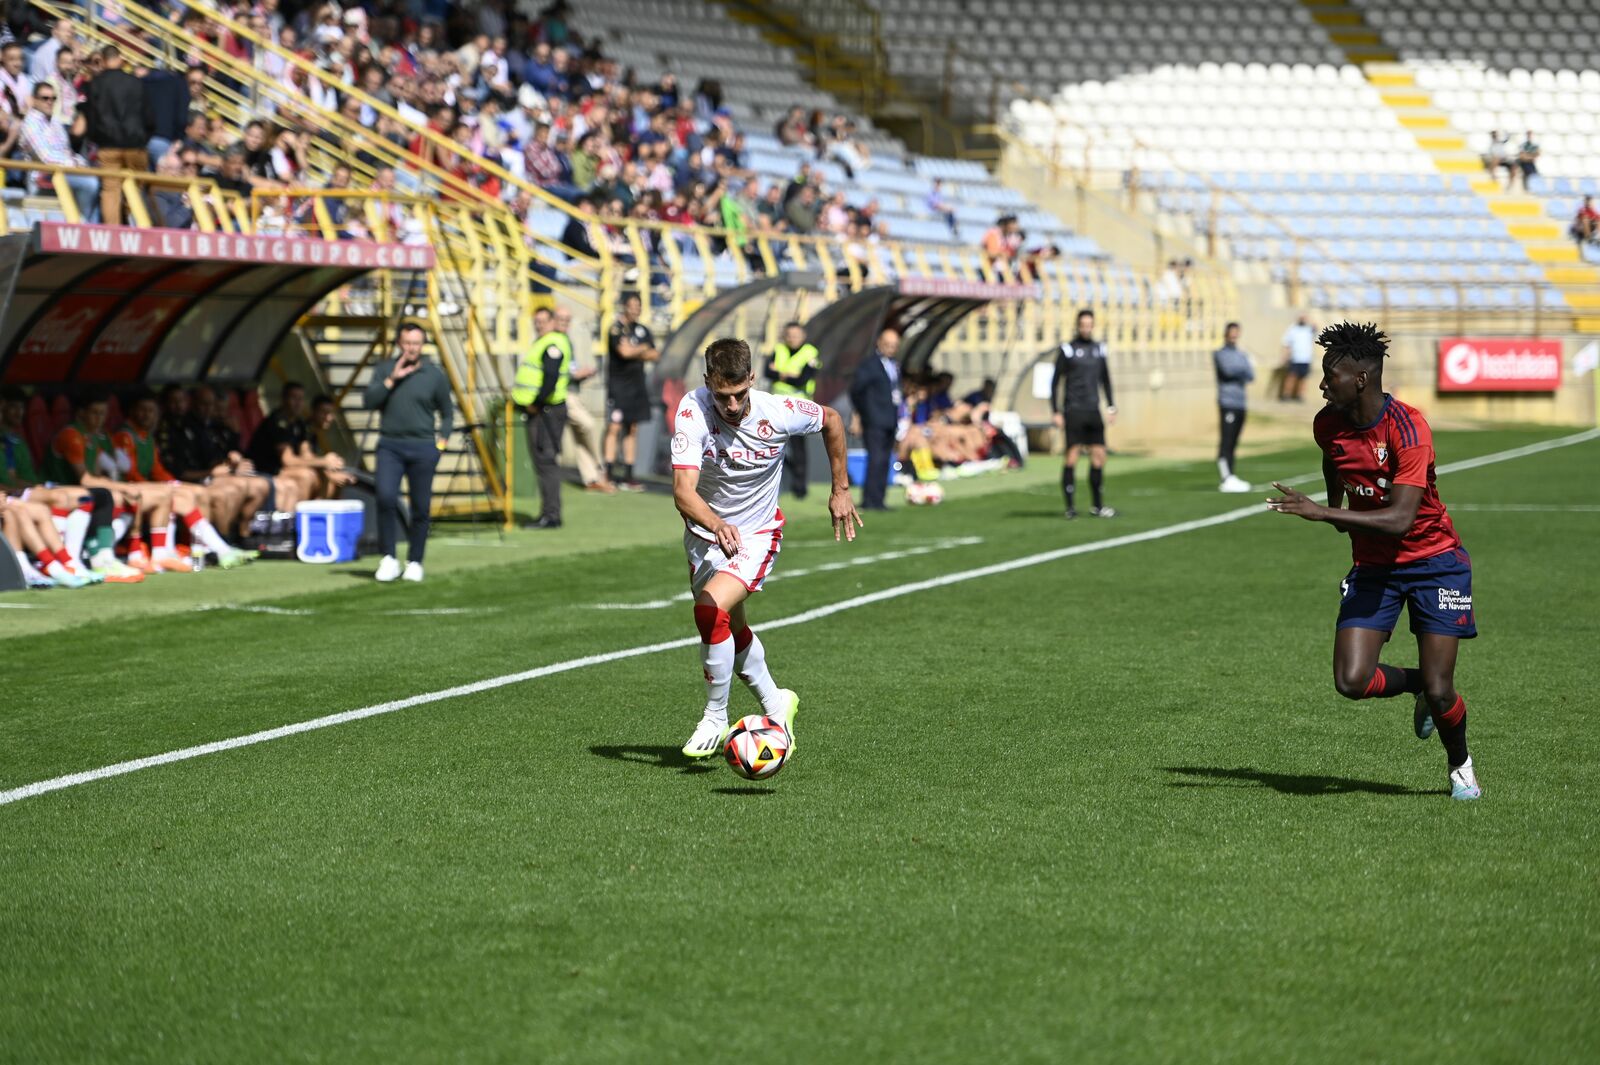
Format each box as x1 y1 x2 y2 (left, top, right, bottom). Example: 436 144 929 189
1302 2 1600 331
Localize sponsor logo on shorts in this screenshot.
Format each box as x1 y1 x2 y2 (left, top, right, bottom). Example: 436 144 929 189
1437 588 1472 612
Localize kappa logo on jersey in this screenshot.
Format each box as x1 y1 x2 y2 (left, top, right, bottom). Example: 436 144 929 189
756 419 774 440
671 431 691 456
680 408 694 420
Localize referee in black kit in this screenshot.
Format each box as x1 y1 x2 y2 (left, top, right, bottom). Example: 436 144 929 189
1050 308 1117 520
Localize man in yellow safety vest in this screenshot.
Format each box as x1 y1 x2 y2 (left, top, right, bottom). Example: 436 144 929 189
512 306 573 528
765 320 819 498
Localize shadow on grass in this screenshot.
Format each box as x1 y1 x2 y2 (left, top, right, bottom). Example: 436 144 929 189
589 744 718 775
712 786 777 796
1163 765 1435 797
1002 509 1072 520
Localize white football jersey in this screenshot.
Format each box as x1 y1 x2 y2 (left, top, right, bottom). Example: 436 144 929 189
671 386 824 538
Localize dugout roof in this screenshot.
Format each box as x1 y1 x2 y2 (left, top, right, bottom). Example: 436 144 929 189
803 277 1039 407
0 223 435 387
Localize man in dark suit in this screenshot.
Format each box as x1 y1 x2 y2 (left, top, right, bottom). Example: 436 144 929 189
849 327 902 511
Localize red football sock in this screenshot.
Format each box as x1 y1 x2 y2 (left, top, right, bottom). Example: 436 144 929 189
693 604 731 644
1433 693 1469 767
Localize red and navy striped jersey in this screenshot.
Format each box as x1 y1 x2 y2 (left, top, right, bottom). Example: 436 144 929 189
1312 395 1460 566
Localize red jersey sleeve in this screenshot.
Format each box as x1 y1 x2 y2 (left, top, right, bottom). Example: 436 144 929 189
1391 407 1433 488
52 426 85 467
1311 406 1336 452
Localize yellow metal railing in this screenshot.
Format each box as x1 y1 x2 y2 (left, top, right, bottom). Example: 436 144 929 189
45 0 1239 363
0 160 248 232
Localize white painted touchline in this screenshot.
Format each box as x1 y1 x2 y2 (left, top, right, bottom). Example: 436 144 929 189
0 602 39 609
1449 504 1600 512
1 429 1594 809
592 536 985 609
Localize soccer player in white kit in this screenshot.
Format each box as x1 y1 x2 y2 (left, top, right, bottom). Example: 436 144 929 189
673 337 862 757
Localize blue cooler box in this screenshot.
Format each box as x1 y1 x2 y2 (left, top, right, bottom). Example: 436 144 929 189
846 448 867 486
296 500 365 563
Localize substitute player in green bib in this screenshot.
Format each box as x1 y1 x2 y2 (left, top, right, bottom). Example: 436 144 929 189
766 321 819 498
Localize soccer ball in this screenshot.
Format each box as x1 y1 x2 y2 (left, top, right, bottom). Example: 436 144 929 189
724 714 791 781
906 481 945 506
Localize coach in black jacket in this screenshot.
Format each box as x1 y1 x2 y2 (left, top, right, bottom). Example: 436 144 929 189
849 327 902 510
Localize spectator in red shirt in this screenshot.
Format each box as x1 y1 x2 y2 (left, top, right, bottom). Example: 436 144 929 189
1573 195 1599 248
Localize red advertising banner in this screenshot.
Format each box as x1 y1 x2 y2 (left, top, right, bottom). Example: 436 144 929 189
1436 337 1562 392
36 222 437 270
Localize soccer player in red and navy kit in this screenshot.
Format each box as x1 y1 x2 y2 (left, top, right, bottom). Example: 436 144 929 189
1266 323 1481 800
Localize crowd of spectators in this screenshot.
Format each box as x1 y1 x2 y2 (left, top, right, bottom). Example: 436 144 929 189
0 0 916 270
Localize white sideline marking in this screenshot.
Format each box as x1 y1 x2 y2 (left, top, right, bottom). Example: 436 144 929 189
0 602 39 609
591 536 985 609
1450 503 1600 512
2 429 1595 809
193 605 500 618
196 604 317 616
379 607 502 617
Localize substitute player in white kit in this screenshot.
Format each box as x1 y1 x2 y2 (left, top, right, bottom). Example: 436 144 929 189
673 337 862 757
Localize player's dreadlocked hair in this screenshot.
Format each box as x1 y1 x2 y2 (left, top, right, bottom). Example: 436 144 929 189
704 337 753 385
1317 321 1389 367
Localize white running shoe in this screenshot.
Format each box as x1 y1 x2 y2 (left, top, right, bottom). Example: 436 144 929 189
766 689 799 753
1220 475 1252 493
1449 758 1482 801
402 561 424 583
681 712 730 758
374 556 402 582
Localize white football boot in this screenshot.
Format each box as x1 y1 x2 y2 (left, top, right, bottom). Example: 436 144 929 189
681 712 730 759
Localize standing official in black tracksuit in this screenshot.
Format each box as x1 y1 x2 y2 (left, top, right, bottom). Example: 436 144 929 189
1050 308 1117 519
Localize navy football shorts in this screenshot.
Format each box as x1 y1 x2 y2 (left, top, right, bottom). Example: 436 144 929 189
1337 546 1477 639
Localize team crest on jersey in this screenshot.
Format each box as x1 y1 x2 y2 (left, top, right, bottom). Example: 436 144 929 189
756 419 774 440
1374 444 1388 464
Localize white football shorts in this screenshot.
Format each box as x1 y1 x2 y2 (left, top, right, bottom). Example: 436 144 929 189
683 525 784 596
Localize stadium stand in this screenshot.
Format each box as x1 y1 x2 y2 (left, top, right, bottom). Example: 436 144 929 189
990 0 1599 317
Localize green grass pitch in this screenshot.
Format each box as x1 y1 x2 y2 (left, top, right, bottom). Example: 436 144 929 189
1 426 1597 1063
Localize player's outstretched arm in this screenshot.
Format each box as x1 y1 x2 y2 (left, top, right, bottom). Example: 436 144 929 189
819 406 862 542
1267 481 1422 536
673 467 741 554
